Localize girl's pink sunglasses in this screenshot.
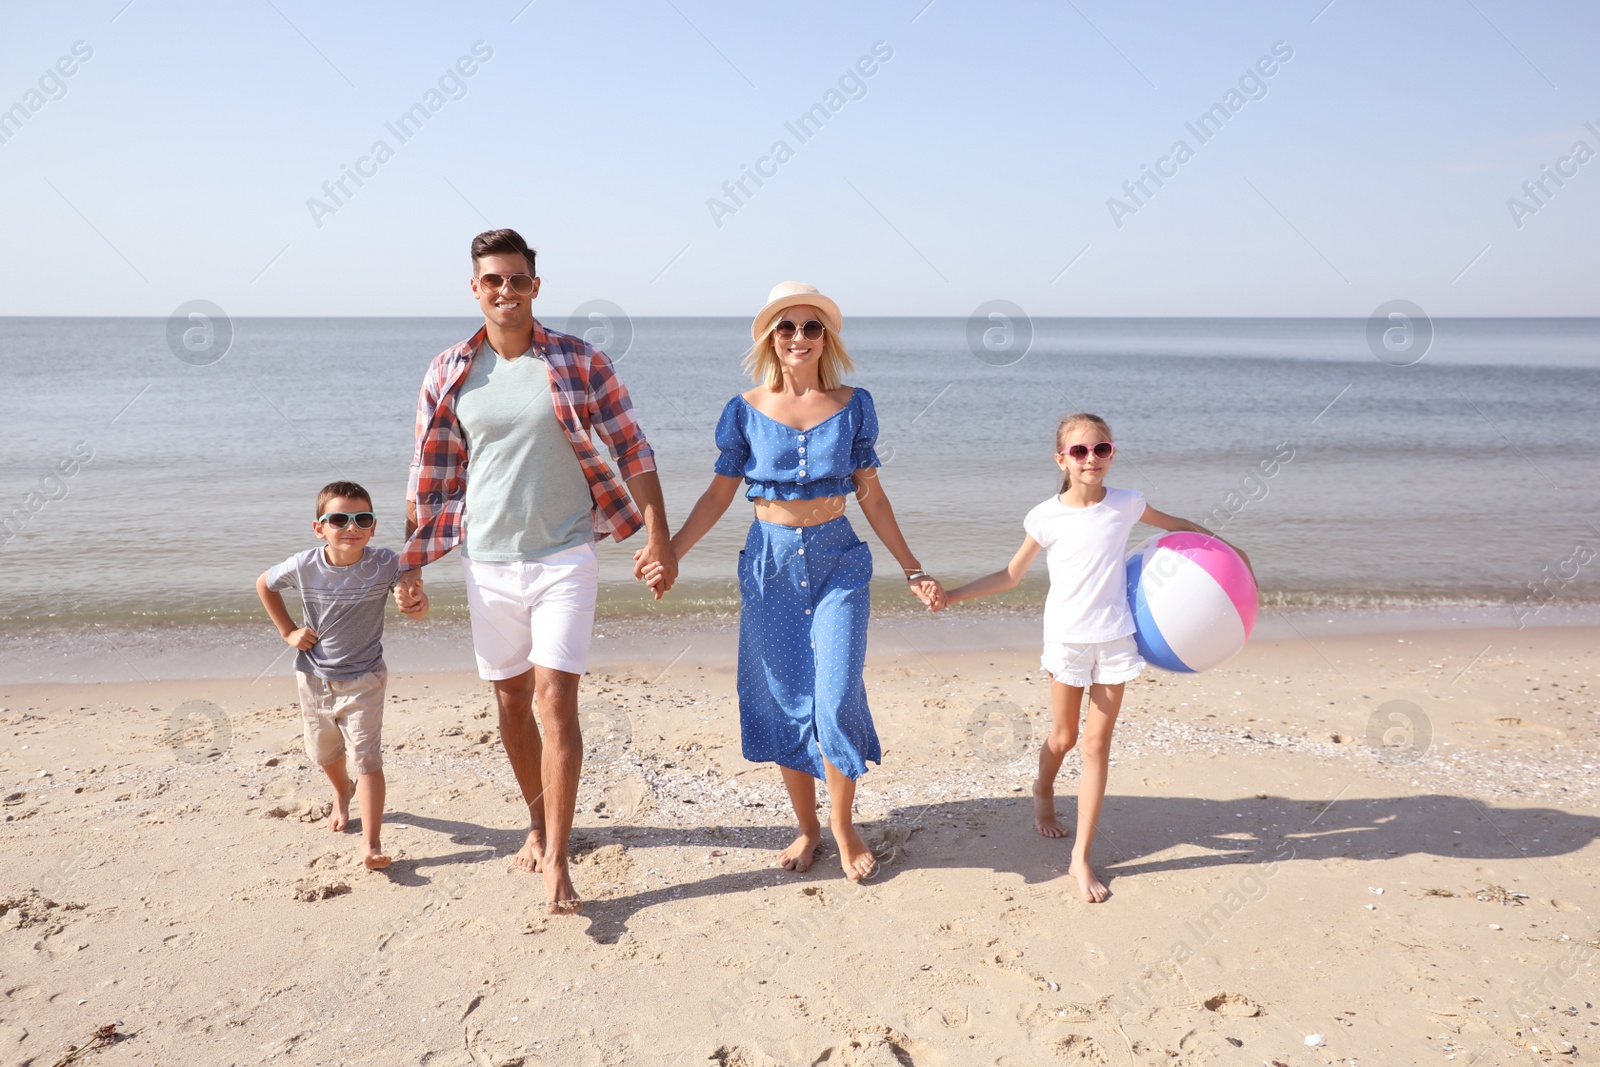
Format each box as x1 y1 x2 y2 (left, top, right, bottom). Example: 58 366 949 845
1057 442 1115 462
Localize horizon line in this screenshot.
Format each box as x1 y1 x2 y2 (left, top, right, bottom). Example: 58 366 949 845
4 314 1599 322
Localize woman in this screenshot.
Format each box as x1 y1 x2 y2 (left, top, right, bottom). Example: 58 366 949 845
642 282 943 881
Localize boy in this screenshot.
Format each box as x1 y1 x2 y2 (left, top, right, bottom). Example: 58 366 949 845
256 480 429 869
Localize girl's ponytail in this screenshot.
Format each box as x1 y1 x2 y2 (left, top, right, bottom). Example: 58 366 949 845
1055 412 1113 495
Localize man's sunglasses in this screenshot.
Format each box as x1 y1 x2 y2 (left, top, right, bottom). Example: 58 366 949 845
479 272 535 295
774 319 826 341
1057 442 1116 462
317 511 376 529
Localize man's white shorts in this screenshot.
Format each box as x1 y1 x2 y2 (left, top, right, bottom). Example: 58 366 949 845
1040 634 1145 688
461 544 599 680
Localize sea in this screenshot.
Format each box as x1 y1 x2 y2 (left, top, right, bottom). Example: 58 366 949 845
2 316 1598 682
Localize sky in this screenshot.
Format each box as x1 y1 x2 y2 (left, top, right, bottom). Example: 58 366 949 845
1 0 1596 319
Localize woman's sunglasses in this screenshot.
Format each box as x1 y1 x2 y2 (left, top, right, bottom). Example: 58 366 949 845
479 272 535 295
317 511 376 529
774 319 826 341
1057 442 1116 462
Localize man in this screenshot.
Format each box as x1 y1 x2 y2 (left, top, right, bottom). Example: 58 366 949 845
396 228 676 914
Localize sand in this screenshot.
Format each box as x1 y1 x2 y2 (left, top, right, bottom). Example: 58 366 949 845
2 624 1597 1066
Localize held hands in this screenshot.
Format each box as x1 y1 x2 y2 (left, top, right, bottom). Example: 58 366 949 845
633 537 679 601
284 626 319 651
398 589 430 619
394 570 426 615
909 576 947 612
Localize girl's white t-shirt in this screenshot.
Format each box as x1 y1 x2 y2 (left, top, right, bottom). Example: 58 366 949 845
1023 487 1147 643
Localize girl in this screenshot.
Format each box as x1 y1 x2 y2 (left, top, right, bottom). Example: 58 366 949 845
642 282 944 882
942 412 1251 903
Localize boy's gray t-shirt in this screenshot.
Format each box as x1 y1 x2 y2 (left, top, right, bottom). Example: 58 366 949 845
265 546 400 679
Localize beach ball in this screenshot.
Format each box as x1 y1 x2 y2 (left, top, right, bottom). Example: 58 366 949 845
1125 532 1258 673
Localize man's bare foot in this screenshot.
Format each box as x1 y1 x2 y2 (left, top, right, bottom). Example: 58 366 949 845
1069 857 1110 903
776 827 823 872
832 822 877 882
513 828 545 873
1033 780 1068 838
362 845 392 870
328 783 356 833
542 856 582 915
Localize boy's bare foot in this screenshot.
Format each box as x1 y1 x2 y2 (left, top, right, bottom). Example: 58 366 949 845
542 856 582 915
363 845 392 870
514 827 545 873
1069 857 1110 903
328 782 356 833
776 828 823 872
1033 780 1068 838
832 822 878 882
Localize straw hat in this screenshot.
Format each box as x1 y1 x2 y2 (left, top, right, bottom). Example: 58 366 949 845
750 281 843 341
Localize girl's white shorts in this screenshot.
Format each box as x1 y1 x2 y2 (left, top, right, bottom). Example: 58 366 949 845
461 544 598 680
1040 635 1145 688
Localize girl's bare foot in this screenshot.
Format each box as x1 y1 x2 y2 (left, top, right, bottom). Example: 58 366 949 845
328 783 356 833
777 827 823 872
832 822 878 882
1069 857 1110 903
543 857 582 915
1032 780 1068 838
362 845 392 870
514 827 545 873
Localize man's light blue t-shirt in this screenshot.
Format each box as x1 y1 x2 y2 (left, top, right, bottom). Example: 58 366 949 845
454 341 594 561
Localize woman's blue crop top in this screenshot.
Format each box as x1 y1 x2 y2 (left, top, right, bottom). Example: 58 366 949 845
713 387 881 501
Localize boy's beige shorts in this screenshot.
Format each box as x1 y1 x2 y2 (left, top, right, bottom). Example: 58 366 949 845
295 668 386 774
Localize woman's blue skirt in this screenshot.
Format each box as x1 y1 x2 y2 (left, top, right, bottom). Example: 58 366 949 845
737 516 880 780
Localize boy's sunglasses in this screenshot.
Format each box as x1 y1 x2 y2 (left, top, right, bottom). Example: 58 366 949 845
1057 442 1116 462
318 511 376 529
774 319 826 341
479 272 535 295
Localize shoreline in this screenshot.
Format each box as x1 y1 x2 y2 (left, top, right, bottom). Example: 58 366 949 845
2 600 1599 685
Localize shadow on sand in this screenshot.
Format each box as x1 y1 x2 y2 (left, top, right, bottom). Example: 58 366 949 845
376 794 1598 943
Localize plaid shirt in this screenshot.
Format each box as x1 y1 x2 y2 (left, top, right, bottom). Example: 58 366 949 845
400 321 655 571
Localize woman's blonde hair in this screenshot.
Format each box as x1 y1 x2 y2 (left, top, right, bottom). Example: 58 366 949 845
742 308 856 390
1056 412 1113 493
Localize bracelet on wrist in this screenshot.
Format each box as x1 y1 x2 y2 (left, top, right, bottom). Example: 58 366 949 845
904 570 931 582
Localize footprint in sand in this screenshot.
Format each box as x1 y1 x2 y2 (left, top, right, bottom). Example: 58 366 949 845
1054 1034 1109 1064
819 1025 930 1067
1202 992 1262 1017
600 774 651 820
263 799 332 824
571 843 633 895
1018 998 1107 1029
709 1046 778 1067
0 891 85 931
292 878 351 902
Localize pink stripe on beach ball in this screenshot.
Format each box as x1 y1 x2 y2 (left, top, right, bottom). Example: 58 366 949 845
1150 532 1258 638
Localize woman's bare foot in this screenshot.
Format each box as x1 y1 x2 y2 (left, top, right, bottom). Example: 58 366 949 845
328 783 356 833
514 827 545 873
362 845 392 870
1069 857 1110 903
832 822 878 882
1033 780 1068 838
542 857 582 915
777 827 823 872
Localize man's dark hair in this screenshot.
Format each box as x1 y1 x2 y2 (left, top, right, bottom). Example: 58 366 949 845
316 480 372 517
471 228 536 276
